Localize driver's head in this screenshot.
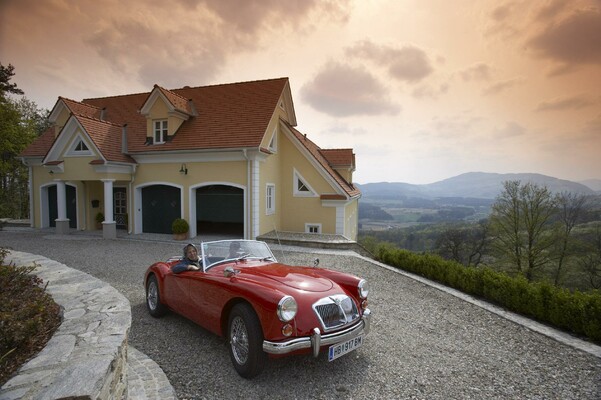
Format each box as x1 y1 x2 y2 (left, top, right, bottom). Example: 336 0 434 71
183 243 198 260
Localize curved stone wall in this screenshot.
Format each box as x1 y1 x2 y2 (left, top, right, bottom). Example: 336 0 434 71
0 251 131 400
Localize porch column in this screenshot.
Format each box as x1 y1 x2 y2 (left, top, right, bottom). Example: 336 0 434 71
55 180 70 234
102 179 117 239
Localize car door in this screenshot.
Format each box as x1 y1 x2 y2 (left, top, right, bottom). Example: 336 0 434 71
163 272 192 315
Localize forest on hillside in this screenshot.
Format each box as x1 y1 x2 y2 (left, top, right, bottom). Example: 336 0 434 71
359 183 601 292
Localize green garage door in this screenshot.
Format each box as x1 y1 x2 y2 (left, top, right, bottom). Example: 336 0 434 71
142 185 181 234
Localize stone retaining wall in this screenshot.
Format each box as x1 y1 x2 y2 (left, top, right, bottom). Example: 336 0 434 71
0 251 131 400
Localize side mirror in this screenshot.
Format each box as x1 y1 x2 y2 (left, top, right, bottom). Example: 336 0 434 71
313 258 320 268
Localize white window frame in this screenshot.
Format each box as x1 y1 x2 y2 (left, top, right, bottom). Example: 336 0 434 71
154 119 168 144
305 223 321 234
266 183 275 215
268 128 277 152
66 135 93 156
293 169 317 197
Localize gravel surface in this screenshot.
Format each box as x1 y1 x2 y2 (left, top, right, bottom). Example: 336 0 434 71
2 230 600 399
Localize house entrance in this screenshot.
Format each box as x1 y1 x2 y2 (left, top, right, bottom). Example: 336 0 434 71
113 187 127 230
195 185 243 237
47 184 77 228
141 185 181 234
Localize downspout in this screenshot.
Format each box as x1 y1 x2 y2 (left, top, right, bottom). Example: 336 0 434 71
26 160 34 227
242 149 250 239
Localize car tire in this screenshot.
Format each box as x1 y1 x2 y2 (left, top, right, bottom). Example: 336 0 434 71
227 303 267 378
146 275 167 317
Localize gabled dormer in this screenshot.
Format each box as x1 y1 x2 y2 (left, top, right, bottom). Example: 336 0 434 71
140 85 197 145
320 149 356 184
48 97 102 138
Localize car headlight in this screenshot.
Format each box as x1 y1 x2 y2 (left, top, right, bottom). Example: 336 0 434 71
358 279 369 299
277 295 297 322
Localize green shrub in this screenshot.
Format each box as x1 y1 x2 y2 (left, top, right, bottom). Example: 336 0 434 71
171 218 189 234
0 249 61 385
375 246 601 344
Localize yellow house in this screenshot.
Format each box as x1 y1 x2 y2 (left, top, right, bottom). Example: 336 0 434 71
19 78 361 241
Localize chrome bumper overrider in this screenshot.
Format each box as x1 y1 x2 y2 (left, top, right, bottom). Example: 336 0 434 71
263 308 371 356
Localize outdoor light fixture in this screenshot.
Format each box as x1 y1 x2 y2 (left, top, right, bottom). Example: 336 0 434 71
179 163 188 175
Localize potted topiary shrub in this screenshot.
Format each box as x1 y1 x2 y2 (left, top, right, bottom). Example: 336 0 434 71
95 212 104 230
172 218 189 240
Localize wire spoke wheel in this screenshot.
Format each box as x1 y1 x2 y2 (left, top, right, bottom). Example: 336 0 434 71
230 316 249 364
227 303 267 378
145 275 167 317
147 281 158 310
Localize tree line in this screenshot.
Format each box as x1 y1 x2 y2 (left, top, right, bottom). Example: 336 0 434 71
0 63 50 219
360 181 601 291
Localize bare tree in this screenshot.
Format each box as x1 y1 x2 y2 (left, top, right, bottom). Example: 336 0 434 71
580 225 601 289
490 181 557 280
435 220 490 267
553 192 587 285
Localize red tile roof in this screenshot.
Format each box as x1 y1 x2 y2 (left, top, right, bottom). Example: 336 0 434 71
283 121 360 199
81 77 290 153
60 97 103 119
152 85 195 115
20 127 56 157
74 115 136 164
320 149 355 168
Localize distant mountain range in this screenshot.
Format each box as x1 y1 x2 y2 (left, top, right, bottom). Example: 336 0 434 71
357 172 600 200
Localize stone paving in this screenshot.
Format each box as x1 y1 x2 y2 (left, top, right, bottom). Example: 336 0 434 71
0 250 176 400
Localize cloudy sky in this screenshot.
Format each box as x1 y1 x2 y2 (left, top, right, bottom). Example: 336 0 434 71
1 0 600 184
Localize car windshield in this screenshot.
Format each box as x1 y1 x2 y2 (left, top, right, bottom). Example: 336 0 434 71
201 240 276 270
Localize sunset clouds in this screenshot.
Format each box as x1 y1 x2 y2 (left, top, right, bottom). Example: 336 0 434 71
0 0 599 184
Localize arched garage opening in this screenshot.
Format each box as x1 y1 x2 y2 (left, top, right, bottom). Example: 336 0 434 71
141 184 181 234
196 185 244 237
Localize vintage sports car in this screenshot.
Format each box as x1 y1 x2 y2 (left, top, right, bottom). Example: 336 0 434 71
144 239 371 378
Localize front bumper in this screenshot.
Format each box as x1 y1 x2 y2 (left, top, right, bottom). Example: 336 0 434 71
263 308 371 357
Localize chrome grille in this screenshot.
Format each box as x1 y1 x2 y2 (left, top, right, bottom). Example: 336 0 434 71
313 294 359 332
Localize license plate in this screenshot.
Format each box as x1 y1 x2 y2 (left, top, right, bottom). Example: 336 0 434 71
328 335 364 362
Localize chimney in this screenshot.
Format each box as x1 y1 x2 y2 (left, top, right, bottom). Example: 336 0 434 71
100 107 106 121
122 124 128 154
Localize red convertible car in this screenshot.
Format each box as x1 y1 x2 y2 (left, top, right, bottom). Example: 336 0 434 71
144 239 371 378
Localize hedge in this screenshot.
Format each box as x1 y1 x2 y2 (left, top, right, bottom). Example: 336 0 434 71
374 244 601 344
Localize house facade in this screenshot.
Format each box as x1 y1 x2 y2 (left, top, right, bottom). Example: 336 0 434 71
20 78 361 241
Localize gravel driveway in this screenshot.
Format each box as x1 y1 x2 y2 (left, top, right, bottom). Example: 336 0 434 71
2 230 600 399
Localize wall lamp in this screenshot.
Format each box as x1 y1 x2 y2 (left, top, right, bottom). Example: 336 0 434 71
179 163 188 175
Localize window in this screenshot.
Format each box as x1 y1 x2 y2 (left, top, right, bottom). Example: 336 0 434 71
293 170 317 197
75 140 88 152
67 137 93 156
266 184 275 215
154 120 168 143
268 128 277 152
305 223 321 234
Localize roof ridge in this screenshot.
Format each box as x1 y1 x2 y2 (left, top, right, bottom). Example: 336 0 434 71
154 84 191 103
59 96 103 110
72 113 124 128
173 77 289 92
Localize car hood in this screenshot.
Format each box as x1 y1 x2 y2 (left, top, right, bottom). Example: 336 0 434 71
240 263 334 292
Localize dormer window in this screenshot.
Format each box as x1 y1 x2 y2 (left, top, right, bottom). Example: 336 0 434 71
75 140 88 152
66 135 93 156
154 120 168 144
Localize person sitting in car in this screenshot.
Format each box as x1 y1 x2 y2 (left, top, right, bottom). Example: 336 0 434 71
173 243 201 273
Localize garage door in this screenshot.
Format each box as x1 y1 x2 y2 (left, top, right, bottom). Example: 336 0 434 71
142 185 181 234
196 185 243 236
